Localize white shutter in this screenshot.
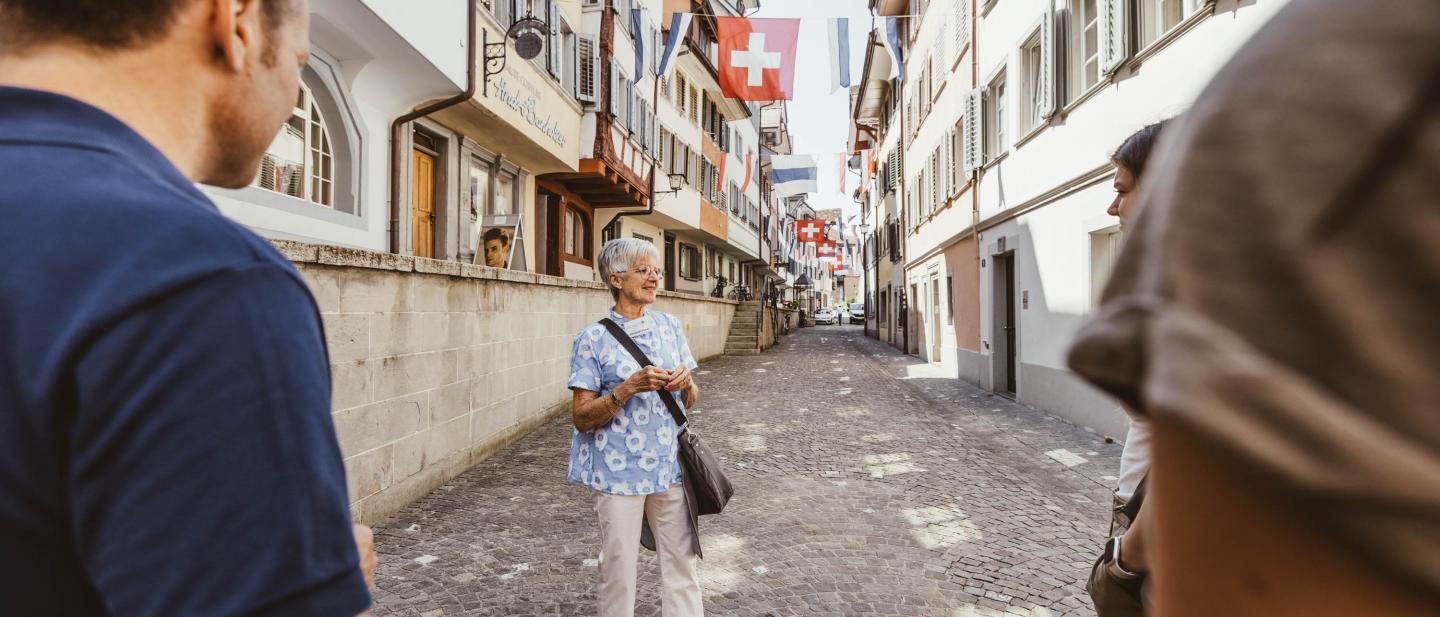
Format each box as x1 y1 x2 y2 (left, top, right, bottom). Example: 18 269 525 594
963 89 982 173
887 149 901 192
547 0 560 76
608 61 620 116
577 35 598 104
1039 6 1057 119
1101 0 1128 75
952 0 968 64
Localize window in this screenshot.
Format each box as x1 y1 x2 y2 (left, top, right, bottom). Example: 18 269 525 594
565 207 590 258
680 243 702 279
946 276 954 325
984 71 1007 160
1138 0 1199 49
468 160 491 216
1020 30 1045 134
879 291 888 325
254 83 333 207
1069 0 1101 99
1090 228 1123 309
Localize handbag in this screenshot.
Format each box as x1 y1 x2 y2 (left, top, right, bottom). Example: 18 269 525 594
599 318 734 516
1088 475 1149 616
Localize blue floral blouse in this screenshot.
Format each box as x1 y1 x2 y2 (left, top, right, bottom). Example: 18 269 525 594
566 308 699 496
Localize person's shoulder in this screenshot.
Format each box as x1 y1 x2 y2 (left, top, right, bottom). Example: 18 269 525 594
575 321 607 344
0 145 305 316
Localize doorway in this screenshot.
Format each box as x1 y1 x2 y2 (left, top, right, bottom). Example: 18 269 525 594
664 233 677 292
992 253 1017 395
930 272 942 361
537 189 561 277
411 147 436 259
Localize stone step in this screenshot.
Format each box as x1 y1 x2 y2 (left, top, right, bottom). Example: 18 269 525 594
724 349 760 356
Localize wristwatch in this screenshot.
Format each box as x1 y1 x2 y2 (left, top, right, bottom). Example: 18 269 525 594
608 392 622 408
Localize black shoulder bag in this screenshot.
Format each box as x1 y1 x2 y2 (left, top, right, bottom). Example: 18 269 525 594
599 318 734 517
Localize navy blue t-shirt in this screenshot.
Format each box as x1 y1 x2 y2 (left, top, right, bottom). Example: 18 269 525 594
0 87 371 615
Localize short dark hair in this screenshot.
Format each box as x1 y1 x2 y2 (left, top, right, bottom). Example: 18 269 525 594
1111 120 1171 179
0 0 290 51
482 228 510 246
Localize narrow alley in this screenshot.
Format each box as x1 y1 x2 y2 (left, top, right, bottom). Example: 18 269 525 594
371 325 1122 617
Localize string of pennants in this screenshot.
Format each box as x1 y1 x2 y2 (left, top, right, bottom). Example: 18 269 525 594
640 13 909 101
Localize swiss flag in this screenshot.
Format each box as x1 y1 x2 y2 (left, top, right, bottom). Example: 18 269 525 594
796 219 825 243
717 17 800 101
817 240 838 261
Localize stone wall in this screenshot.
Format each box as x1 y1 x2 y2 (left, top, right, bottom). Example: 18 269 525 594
271 241 738 524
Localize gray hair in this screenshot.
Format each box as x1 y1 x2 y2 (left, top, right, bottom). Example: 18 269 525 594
597 238 661 299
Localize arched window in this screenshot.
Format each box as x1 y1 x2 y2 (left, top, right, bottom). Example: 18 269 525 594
254 83 335 207
565 207 589 258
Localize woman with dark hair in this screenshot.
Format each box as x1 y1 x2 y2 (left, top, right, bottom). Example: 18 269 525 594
1107 121 1168 231
1087 119 1170 617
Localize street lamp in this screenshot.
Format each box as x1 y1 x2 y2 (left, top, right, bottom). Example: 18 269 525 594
655 173 686 196
794 273 813 327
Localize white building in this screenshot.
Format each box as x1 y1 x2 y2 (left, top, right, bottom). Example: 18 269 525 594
204 0 473 252
965 0 1287 437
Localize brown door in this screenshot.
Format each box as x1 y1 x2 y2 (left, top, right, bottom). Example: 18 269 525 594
411 148 435 258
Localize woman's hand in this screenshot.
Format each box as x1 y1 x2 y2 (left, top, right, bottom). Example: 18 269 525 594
665 365 693 393
622 365 673 395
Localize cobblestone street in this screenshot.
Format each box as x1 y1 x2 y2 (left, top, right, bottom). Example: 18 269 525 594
371 324 1123 617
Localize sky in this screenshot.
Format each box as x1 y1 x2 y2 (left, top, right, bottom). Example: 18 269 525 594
754 0 874 224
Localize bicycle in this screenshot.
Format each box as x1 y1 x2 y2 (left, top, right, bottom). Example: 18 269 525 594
726 284 752 301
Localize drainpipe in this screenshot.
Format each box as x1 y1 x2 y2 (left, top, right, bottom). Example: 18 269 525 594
389 0 481 254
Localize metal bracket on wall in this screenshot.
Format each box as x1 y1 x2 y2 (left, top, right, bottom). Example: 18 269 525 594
482 29 508 97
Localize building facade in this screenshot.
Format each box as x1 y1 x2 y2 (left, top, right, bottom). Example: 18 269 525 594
854 0 1287 438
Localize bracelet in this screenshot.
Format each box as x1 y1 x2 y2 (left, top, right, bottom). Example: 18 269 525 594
608 392 622 408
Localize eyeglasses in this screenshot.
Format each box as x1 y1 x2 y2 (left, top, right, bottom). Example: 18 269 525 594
624 267 664 280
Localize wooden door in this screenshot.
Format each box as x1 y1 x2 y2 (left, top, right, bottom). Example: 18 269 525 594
411 149 435 259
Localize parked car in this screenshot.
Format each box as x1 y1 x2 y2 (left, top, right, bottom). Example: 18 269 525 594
849 302 865 323
813 307 839 325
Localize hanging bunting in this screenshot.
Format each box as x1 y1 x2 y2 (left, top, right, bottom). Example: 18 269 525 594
881 16 905 82
837 152 848 196
658 12 693 77
772 154 818 197
716 155 728 192
829 18 852 92
740 151 755 192
716 17 801 100
631 9 647 78
862 150 876 188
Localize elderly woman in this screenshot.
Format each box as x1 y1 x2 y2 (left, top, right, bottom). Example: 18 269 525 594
568 238 703 617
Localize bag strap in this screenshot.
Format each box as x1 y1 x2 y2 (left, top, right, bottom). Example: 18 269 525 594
1121 474 1149 521
599 318 688 430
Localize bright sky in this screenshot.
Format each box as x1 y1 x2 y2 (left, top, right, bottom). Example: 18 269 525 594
754 0 873 224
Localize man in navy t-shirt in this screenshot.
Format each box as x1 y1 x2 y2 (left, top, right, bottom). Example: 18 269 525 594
0 0 373 615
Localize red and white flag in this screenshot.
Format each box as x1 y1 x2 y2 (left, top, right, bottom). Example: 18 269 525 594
740 152 754 192
817 240 838 262
796 219 825 243
716 17 800 101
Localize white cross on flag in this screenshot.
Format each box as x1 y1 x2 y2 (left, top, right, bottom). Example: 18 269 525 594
717 17 800 101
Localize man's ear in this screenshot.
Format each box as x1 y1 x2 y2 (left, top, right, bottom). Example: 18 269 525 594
210 0 259 72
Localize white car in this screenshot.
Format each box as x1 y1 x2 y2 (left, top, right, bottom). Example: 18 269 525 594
813 308 839 325
848 302 865 323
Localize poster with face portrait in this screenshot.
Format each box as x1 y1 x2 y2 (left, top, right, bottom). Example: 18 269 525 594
475 213 526 271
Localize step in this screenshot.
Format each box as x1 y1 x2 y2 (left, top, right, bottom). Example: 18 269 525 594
724 349 760 356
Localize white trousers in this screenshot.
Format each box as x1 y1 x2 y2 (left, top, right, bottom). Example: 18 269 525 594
594 484 702 617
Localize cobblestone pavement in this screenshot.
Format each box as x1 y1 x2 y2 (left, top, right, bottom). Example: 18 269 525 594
371 324 1124 617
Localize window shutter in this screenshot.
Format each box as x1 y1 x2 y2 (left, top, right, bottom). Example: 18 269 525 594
963 89 982 173
547 1 559 76
1039 7 1057 118
1101 0 1128 75
948 127 960 194
608 61 619 116
577 35 598 103
952 0 967 64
